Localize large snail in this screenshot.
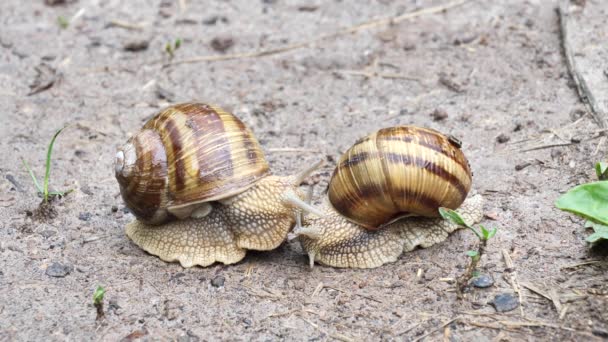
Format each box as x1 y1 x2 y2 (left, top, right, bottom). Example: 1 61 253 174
288 125 485 269
114 103 320 267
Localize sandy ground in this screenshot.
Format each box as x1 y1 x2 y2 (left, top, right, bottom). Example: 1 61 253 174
1 0 607 340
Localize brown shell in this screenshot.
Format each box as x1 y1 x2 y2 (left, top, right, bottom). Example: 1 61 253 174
115 103 270 224
328 126 472 230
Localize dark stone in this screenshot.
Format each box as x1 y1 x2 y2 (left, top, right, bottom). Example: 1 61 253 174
490 293 519 312
123 40 150 52
78 212 92 221
111 205 118 213
496 133 510 143
592 328 608 338
202 16 228 25
471 274 494 288
6 174 23 192
46 262 72 278
210 36 234 53
430 108 448 121
211 275 225 287
155 85 175 101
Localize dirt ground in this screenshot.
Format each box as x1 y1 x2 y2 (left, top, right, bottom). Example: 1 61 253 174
1 0 607 340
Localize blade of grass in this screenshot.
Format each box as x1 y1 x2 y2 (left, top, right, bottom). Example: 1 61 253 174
21 158 43 193
43 127 66 202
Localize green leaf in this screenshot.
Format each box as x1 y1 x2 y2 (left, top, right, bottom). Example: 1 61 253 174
174 38 182 49
584 221 608 243
466 250 478 257
555 181 608 225
486 227 497 239
21 158 43 194
43 127 66 202
93 286 106 305
596 162 608 180
439 207 470 228
480 225 489 240
57 16 69 29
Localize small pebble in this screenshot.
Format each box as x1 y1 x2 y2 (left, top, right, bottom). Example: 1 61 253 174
471 274 494 288
210 36 234 53
514 162 532 171
202 16 228 25
490 293 519 312
78 212 92 221
430 109 448 121
45 262 72 278
111 205 118 213
123 40 150 52
496 133 510 143
211 275 225 287
39 230 56 238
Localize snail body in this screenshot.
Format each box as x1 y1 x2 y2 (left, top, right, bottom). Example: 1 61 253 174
289 126 483 269
115 103 318 267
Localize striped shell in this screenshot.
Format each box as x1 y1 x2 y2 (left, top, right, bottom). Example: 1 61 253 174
328 126 472 230
114 103 269 225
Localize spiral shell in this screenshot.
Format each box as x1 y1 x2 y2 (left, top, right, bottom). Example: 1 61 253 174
328 126 472 229
115 103 269 224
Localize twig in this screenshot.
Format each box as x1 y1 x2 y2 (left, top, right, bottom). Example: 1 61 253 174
412 317 459 342
560 260 603 269
549 289 563 314
593 136 606 156
520 282 552 301
107 19 145 30
455 239 486 299
502 249 524 317
557 3 607 128
164 0 471 66
325 286 383 303
333 69 422 83
520 142 578 152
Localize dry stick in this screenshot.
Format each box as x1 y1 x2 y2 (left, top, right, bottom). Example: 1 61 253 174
560 260 602 269
502 249 524 318
412 317 460 342
107 19 145 30
164 0 471 66
557 4 607 129
455 238 486 299
520 282 552 302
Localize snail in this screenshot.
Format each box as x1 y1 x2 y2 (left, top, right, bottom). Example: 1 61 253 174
287 125 485 269
114 103 321 267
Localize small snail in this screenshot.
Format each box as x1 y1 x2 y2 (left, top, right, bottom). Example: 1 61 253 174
288 125 484 268
114 103 320 267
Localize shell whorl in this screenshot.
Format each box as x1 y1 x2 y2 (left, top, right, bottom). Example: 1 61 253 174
115 103 270 225
328 126 472 229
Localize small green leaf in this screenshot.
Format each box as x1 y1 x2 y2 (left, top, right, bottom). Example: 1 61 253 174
93 286 106 305
480 225 489 239
555 181 608 225
584 221 608 243
43 127 66 202
472 270 481 278
596 162 608 180
57 16 69 29
466 250 478 257
174 38 182 49
439 207 469 228
22 158 43 194
486 227 498 239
